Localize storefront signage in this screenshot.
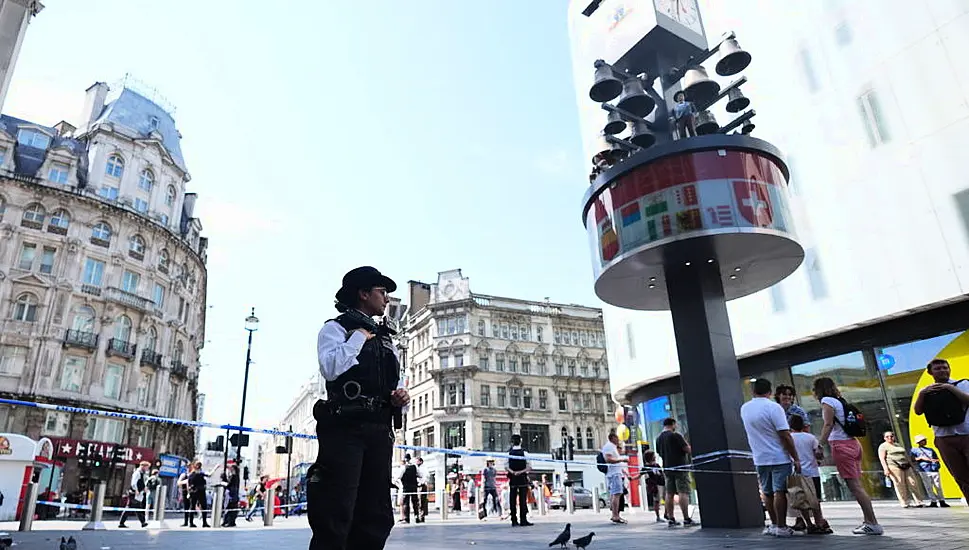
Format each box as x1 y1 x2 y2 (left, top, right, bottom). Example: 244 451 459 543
158 454 186 478
50 438 155 465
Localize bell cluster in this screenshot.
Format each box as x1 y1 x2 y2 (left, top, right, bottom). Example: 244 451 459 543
587 33 757 183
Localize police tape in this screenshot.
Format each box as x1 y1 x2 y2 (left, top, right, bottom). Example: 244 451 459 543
0 396 771 474
34 500 307 515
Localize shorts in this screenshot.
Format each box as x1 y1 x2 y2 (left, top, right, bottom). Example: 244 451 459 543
646 485 663 508
756 463 793 496
607 474 624 495
664 471 691 494
830 439 862 479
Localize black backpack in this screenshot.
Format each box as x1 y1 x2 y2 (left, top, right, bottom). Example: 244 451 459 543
596 452 608 474
923 380 969 427
834 397 867 437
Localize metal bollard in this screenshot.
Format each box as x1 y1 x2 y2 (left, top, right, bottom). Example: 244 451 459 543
212 485 224 529
149 485 168 529
640 476 649 513
82 482 107 530
593 489 601 514
538 487 547 516
263 486 275 527
18 482 38 532
439 487 448 521
565 486 575 515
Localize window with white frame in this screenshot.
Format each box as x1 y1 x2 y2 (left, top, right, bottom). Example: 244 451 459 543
134 198 149 213
48 163 69 184
137 424 153 447
60 356 86 392
104 364 125 400
17 128 51 149
152 283 165 308
18 243 36 270
167 382 179 416
0 346 28 376
83 258 105 286
42 411 71 437
136 370 153 407
39 247 55 274
129 235 146 257
105 154 124 178
84 417 126 444
165 186 176 207
49 209 70 231
91 222 112 242
158 249 170 272
138 169 154 191
22 204 45 225
13 294 38 322
121 270 140 293
145 326 157 351
98 186 119 201
115 315 132 342
72 306 95 333
160 213 169 226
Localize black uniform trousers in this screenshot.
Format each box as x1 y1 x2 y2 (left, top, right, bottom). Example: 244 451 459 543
509 482 529 524
401 484 421 521
189 491 209 526
308 417 394 550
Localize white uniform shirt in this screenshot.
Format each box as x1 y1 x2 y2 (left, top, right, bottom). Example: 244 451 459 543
317 318 406 409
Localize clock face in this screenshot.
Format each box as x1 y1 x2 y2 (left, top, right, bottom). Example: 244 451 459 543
654 0 703 35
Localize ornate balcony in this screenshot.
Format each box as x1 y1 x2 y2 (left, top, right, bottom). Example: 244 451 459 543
105 287 154 313
140 349 163 368
80 284 102 297
171 361 188 379
63 329 98 350
106 338 136 359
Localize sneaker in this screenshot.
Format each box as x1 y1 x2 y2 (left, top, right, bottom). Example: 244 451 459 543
655 517 665 523
668 519 679 527
683 518 697 527
763 525 777 536
929 502 938 508
852 523 884 536
940 501 950 508
774 526 794 538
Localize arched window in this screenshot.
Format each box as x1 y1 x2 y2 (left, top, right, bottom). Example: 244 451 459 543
138 168 154 191
165 186 176 207
115 315 132 342
92 222 112 242
173 341 184 365
128 235 146 257
158 249 170 273
72 306 96 333
49 209 70 232
585 427 594 451
105 154 124 178
145 326 158 352
22 203 45 225
575 425 583 449
13 293 38 322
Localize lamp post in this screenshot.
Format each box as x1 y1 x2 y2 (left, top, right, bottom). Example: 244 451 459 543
236 308 259 466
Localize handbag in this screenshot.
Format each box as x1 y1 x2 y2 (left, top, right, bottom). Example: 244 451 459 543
893 460 912 471
786 474 818 511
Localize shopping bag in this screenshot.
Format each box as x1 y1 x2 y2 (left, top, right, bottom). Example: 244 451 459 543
786 474 818 511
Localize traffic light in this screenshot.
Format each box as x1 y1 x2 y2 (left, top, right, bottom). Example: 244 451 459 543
276 434 292 454
207 436 224 452
243 466 250 482
77 445 88 462
567 436 575 461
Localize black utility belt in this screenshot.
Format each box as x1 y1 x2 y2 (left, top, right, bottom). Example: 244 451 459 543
315 398 392 424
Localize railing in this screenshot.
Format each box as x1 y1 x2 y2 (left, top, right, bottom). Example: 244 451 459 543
47 224 67 235
64 329 98 350
20 218 42 230
105 287 155 312
80 284 102 297
107 338 136 359
171 361 188 378
140 349 163 368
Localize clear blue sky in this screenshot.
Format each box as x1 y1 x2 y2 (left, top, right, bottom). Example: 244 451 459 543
5 1 600 450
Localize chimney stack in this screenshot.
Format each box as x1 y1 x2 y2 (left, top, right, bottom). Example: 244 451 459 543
80 82 109 128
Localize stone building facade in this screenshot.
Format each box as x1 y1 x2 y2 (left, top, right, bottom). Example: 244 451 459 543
0 81 207 501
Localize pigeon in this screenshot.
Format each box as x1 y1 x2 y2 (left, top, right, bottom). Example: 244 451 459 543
573 532 595 550
66 536 77 550
548 523 571 548
60 537 68 550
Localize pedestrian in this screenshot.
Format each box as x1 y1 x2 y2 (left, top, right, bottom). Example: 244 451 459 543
913 358 969 502
775 385 810 428
480 459 500 517
638 451 665 523
415 456 429 519
788 414 830 534
655 418 695 527
145 468 160 520
308 266 410 550
177 466 191 527
223 464 241 527
187 461 219 527
878 432 924 508
813 377 882 535
119 461 150 528
506 434 533 527
396 454 422 523
246 475 268 522
910 434 949 507
600 430 629 524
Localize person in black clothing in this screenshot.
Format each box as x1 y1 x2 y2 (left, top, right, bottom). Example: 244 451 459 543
187 461 220 528
655 418 694 526
222 464 241 527
506 434 533 527
416 456 429 519
308 266 410 550
398 454 422 523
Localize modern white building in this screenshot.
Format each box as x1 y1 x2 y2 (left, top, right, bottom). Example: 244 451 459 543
567 0 969 502
0 81 207 502
400 269 614 492
259 374 323 481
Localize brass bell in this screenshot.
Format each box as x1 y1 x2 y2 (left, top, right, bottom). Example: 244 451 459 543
695 110 719 135
629 120 656 149
590 60 622 103
741 119 755 135
603 110 626 135
682 66 720 104
616 77 655 117
726 87 750 113
715 38 752 76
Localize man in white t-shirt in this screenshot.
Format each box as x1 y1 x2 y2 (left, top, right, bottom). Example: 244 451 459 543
914 358 969 502
740 379 800 538
601 431 628 524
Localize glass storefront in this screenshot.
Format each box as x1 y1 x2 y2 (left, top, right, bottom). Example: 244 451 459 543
631 331 966 502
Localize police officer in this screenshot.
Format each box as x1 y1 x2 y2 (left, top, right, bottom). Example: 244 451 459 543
308 266 410 550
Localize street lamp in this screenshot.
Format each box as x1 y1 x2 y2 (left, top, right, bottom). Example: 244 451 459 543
236 308 259 466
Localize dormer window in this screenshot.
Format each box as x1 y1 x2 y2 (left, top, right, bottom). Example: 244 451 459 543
17 129 51 150
149 116 160 131
48 163 69 184
105 154 124 178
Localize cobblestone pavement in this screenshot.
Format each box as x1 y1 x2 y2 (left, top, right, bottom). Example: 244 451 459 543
2 502 966 549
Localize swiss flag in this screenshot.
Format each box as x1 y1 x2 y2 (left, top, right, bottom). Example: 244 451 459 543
733 180 772 227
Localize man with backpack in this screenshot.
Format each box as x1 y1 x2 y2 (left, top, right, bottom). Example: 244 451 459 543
914 358 969 502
